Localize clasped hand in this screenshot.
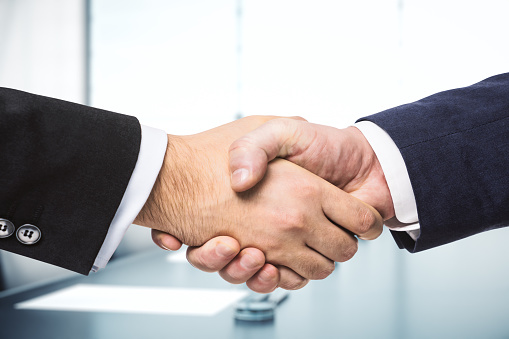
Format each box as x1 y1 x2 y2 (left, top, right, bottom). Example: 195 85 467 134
135 116 391 292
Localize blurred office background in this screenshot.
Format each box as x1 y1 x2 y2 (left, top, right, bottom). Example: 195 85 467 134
0 0 509 335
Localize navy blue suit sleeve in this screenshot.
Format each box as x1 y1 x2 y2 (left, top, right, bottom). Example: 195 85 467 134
358 73 509 252
0 88 141 274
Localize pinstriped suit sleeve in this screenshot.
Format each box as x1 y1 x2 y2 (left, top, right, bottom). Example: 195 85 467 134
359 73 509 252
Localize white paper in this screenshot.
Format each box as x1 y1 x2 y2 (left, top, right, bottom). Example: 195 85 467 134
15 284 248 316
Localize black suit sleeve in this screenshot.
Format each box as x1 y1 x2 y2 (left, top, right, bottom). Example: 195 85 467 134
0 88 141 274
359 73 509 252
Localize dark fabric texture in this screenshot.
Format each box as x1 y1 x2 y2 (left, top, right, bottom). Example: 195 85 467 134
359 73 509 252
0 88 141 274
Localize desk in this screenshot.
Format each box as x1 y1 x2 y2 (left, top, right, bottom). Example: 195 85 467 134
1 231 509 339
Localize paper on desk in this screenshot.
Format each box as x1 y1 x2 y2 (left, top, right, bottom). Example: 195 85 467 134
15 284 248 316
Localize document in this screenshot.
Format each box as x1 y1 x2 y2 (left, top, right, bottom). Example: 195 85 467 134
15 284 248 316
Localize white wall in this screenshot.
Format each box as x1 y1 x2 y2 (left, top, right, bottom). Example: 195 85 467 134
0 0 86 102
90 0 509 300
90 0 509 130
90 0 239 134
2 0 508 292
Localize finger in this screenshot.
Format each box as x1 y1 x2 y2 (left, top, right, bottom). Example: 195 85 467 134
320 182 384 240
276 266 309 290
186 236 240 272
151 229 183 251
229 118 304 192
218 248 266 284
305 218 359 263
246 264 280 294
268 247 336 281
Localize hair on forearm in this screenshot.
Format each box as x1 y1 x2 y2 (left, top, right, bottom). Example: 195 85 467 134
134 135 200 243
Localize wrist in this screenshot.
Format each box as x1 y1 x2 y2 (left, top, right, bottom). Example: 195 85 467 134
133 135 196 237
348 126 395 220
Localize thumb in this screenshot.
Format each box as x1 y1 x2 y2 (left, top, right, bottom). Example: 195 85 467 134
229 117 307 192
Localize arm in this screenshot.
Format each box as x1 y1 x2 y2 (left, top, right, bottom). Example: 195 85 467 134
0 87 140 274
359 72 509 251
0 92 383 280
134 117 383 281
154 119 391 291
172 73 509 288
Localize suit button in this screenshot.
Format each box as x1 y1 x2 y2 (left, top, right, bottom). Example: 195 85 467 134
16 224 42 245
0 218 15 238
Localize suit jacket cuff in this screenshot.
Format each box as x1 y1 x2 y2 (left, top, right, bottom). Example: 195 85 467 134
358 73 509 252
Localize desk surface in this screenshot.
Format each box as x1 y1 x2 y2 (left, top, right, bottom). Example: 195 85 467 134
2 231 509 339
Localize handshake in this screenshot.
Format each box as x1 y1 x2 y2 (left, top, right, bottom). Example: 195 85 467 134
134 116 394 293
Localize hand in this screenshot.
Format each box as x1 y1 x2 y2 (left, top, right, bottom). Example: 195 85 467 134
154 117 394 292
228 118 394 220
152 233 285 292
136 116 383 288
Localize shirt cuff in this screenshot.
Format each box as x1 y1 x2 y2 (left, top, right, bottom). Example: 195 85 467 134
91 125 167 272
353 121 420 239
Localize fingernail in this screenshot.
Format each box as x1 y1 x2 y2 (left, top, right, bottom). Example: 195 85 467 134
240 253 261 269
159 242 171 251
216 242 236 258
231 168 249 186
258 268 274 282
158 238 172 251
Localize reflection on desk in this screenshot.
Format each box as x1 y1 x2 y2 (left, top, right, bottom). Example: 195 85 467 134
2 230 509 339
15 284 248 316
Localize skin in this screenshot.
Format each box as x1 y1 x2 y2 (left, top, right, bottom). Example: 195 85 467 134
228 118 394 220
153 117 395 292
135 116 383 286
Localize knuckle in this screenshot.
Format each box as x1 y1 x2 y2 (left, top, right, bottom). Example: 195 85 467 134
229 137 251 152
291 252 335 280
273 117 293 127
276 208 306 232
320 262 336 280
356 208 378 235
299 182 319 199
338 241 358 262
187 249 213 272
280 276 309 290
309 261 335 280
219 269 246 284
265 118 294 134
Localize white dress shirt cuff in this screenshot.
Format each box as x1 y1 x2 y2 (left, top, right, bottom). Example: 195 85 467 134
91 125 167 272
354 121 420 240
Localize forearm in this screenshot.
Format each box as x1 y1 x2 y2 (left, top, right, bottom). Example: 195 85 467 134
0 87 141 274
134 135 191 233
133 134 223 246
